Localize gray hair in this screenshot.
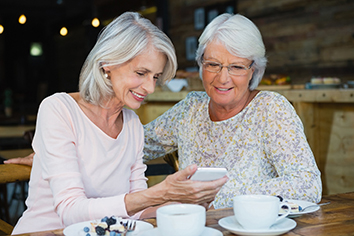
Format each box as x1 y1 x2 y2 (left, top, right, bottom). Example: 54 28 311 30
79 12 177 105
195 13 267 90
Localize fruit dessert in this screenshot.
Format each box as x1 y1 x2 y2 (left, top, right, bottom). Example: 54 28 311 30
280 201 302 213
82 216 127 236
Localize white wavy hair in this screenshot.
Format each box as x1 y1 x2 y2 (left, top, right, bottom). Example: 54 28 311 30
79 12 177 105
195 13 267 90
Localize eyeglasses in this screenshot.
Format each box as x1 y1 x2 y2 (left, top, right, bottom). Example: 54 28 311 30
202 59 254 76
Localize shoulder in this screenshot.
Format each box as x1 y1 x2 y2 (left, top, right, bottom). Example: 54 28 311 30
122 108 143 126
39 92 74 110
122 108 140 120
180 91 208 107
254 91 291 107
185 91 208 100
253 91 297 118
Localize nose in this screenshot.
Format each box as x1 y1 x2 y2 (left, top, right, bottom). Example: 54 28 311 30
142 76 156 94
217 66 230 84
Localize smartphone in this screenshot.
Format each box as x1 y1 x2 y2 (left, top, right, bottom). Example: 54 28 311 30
190 167 227 181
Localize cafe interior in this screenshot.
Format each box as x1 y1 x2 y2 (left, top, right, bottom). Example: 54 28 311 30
0 0 354 235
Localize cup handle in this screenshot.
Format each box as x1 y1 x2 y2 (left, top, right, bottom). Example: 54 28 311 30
275 203 291 223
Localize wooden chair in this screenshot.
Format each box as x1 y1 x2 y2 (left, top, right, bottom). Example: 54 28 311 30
0 129 34 232
163 150 179 172
0 218 13 235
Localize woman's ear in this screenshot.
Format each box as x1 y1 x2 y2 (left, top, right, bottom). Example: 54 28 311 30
102 66 110 79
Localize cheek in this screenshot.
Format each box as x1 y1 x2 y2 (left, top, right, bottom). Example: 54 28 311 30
202 73 214 85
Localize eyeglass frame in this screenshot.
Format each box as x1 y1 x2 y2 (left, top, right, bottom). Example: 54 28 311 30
201 58 254 76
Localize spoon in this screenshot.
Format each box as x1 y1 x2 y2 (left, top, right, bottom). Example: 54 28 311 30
300 201 330 212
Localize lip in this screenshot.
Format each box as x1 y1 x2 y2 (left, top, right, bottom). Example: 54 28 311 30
131 90 146 102
214 86 233 94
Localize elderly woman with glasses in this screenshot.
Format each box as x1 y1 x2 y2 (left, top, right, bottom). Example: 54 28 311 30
144 13 322 209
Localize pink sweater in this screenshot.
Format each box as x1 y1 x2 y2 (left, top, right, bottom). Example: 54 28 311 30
12 93 147 234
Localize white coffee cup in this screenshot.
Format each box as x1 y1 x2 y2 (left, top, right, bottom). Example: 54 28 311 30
156 204 206 236
233 195 291 230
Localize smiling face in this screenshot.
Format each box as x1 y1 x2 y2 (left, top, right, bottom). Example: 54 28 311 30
104 46 167 110
202 41 254 115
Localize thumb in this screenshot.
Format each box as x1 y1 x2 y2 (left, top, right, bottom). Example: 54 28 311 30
175 164 198 181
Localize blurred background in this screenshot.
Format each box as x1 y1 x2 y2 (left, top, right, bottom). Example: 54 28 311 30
0 0 353 119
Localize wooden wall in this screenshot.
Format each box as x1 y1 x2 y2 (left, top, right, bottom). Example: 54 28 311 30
168 0 354 84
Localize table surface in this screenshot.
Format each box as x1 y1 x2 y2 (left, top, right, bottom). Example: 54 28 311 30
0 164 31 184
11 191 354 236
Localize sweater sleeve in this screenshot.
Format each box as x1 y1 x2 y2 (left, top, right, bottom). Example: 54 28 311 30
33 96 146 226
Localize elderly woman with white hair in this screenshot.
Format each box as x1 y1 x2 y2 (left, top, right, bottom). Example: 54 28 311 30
11 12 227 234
144 13 322 208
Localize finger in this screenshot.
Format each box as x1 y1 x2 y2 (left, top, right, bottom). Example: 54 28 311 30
174 164 198 181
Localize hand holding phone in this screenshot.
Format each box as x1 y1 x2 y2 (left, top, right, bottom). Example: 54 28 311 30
189 167 227 181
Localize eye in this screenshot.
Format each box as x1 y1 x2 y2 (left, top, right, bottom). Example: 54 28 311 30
154 73 162 80
229 65 244 70
136 71 146 77
206 62 220 68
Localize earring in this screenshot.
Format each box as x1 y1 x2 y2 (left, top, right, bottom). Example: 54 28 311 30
104 73 109 78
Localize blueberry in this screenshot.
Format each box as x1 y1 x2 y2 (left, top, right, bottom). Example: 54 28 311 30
83 227 90 232
106 217 117 226
276 195 283 202
109 231 116 236
95 226 106 236
86 234 90 236
101 216 109 222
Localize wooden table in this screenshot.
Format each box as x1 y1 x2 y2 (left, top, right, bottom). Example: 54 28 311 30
11 192 354 236
0 164 31 184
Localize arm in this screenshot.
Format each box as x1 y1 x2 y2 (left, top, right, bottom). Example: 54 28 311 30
34 96 147 225
254 94 322 202
3 152 34 166
125 164 228 216
143 96 188 163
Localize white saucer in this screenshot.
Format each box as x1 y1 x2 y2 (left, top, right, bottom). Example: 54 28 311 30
136 226 222 236
63 219 153 236
218 216 296 236
283 199 320 218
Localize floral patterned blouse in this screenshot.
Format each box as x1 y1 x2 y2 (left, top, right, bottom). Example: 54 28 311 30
143 91 322 208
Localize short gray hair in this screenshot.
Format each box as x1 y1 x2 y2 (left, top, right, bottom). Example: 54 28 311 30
196 13 267 90
79 12 177 105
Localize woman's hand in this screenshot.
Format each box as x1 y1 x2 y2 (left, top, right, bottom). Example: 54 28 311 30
159 164 228 205
124 164 228 216
3 152 34 166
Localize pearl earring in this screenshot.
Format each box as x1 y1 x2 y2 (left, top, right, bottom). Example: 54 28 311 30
104 73 108 78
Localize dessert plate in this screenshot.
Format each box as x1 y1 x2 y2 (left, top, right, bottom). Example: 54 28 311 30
218 216 296 236
283 199 320 217
136 226 222 236
63 219 153 236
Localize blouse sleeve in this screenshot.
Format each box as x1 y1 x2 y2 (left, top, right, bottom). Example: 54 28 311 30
252 94 322 202
33 96 146 226
143 95 189 163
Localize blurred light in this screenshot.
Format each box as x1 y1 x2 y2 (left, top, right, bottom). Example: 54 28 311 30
19 14 27 24
138 6 157 15
91 18 100 27
60 27 68 36
0 25 4 34
30 42 43 56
